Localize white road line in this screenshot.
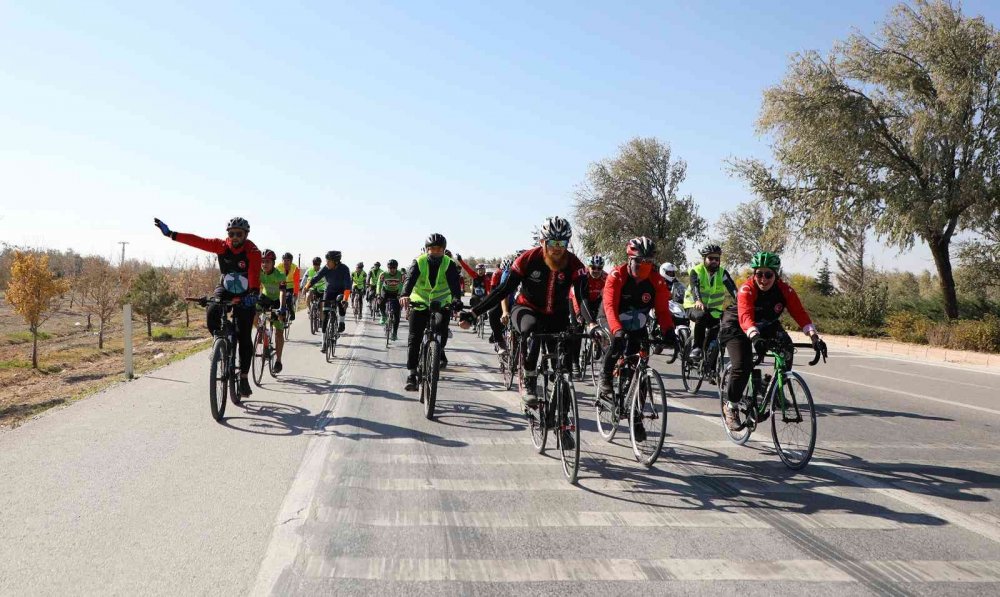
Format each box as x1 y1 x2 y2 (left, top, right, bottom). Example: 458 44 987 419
314 507 919 530
851 365 995 390
800 370 1000 416
302 557 1000 583
250 322 367 597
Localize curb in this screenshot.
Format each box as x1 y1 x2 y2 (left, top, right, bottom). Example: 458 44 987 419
823 333 1000 370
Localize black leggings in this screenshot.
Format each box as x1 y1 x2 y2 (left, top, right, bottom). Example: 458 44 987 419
723 328 792 404
488 306 504 343
207 291 255 375
512 305 568 372
691 310 720 350
602 329 648 376
407 307 452 370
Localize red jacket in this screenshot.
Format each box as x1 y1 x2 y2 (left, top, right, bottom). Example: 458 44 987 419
737 278 815 336
459 259 493 294
173 232 261 292
602 264 674 336
571 271 607 315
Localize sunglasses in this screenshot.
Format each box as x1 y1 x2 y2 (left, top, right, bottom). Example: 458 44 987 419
545 240 568 248
630 257 654 264
705 256 721 262
228 230 246 238
754 270 775 280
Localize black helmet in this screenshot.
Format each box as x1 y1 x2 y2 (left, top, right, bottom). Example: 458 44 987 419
312 257 322 266
325 251 341 261
700 243 722 257
387 259 398 268
374 261 381 267
588 255 604 268
356 262 364 269
226 216 250 232
261 249 277 261
540 216 572 241
626 236 656 259
282 252 293 260
425 233 447 248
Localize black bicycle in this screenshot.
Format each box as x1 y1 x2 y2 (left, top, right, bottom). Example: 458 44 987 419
187 297 242 421
384 296 401 348
680 321 725 393
501 319 519 391
417 300 463 420
521 330 589 484
308 292 322 335
322 299 342 363
352 290 364 322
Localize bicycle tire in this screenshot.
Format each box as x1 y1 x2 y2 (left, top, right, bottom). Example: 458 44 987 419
267 331 277 378
718 363 752 445
528 372 548 453
423 340 440 419
504 335 519 391
228 358 241 407
385 316 391 348
595 380 619 442
209 339 228 421
631 368 667 466
681 341 704 394
251 329 265 386
771 371 817 470
325 317 336 363
557 377 580 483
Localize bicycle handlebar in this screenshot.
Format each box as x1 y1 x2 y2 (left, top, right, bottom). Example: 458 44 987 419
752 339 827 367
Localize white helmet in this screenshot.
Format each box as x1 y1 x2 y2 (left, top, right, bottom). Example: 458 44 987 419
660 262 677 279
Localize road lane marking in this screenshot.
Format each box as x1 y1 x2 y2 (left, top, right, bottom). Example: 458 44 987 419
302 557 1000 583
250 321 368 597
851 365 995 390
799 371 1000 416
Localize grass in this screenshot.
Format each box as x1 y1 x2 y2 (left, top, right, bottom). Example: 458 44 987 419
151 326 190 341
5 331 52 345
0 359 31 369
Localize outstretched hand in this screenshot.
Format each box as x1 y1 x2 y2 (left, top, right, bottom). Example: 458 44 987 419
153 218 171 237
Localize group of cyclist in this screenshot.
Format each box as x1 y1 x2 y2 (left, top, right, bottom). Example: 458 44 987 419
153 213 827 433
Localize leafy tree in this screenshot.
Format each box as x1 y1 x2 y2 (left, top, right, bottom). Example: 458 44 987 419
815 259 836 296
5 251 70 368
714 200 789 270
732 0 1000 319
834 221 867 294
573 137 707 265
126 268 178 338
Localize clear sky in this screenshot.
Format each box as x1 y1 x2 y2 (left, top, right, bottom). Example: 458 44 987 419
3 1 999 273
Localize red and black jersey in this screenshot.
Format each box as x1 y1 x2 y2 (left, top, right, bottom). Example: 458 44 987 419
510 246 586 316
603 264 674 336
571 271 607 315
459 259 493 296
172 232 261 294
734 278 815 336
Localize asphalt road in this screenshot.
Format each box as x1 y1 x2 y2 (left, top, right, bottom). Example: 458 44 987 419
1 312 998 596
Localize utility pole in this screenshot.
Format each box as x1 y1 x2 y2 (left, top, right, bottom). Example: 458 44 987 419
118 241 129 266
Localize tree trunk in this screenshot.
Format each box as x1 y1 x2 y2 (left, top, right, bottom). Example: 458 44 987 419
146 314 153 338
31 326 38 369
184 304 190 328
929 235 959 320
86 313 92 331
98 319 105 349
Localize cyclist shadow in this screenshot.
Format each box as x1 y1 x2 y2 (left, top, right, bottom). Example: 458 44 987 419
261 375 336 396
221 400 333 436
324 415 467 448
336 383 412 402
812 403 952 421
432 401 526 433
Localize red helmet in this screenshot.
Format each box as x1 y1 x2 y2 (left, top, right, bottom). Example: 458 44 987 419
262 249 277 261
626 236 656 259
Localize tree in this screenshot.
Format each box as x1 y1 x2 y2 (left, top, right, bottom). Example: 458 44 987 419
732 1 1000 319
573 137 707 265
79 256 129 349
126 268 178 338
714 200 789 270
834 221 867 294
5 251 70 368
815 259 836 296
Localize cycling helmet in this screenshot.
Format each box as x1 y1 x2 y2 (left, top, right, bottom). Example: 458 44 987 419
356 262 364 269
626 236 656 259
282 252 293 260
325 250 341 261
700 242 722 256
387 259 398 268
750 251 782 271
588 255 605 268
374 261 381 268
425 233 447 248
261 249 277 261
312 257 322 266
476 263 486 270
501 259 512 269
660 262 677 277
539 216 572 241
226 216 250 232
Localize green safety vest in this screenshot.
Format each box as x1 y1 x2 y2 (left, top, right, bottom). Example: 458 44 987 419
378 271 404 295
683 263 727 316
304 266 326 291
409 254 453 309
351 270 367 288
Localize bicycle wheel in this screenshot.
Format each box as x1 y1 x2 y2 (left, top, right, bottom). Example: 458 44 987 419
594 391 618 442
385 316 391 347
680 340 704 394
771 371 817 470
251 329 265 386
667 327 688 364
587 341 600 388
528 372 548 453
325 317 337 362
719 363 752 445
422 340 440 419
267 330 277 378
631 368 667 466
208 339 228 421
557 378 580 483
504 335 519 391
228 358 241 407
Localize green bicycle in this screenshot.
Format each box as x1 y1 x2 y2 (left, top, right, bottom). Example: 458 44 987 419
719 335 827 470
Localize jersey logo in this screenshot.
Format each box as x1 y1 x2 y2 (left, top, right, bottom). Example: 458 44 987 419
238 260 246 270
557 272 565 282
774 302 784 314
642 292 652 303
531 270 542 280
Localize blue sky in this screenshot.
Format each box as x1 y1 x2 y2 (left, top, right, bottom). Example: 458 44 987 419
3 1 998 273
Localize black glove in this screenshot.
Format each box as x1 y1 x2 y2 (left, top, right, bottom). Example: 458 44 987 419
750 333 767 353
451 299 465 312
154 218 171 237
812 335 828 359
455 253 462 262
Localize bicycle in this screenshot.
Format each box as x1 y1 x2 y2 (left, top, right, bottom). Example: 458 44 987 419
501 319 520 391
352 290 363 322
251 306 279 386
680 321 725 394
308 292 322 335
417 300 462 420
384 296 401 348
367 291 378 321
521 330 589 484
649 301 689 364
186 296 242 421
578 330 604 387
719 335 827 470
322 299 343 363
594 334 669 467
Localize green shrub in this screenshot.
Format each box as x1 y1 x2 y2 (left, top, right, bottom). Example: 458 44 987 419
885 311 932 344
835 283 888 328
5 331 52 344
925 316 1000 352
152 326 188 341
0 359 31 369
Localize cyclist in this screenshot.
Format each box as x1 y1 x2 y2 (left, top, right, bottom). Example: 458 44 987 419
301 257 326 308
568 255 607 375
660 262 686 303
719 251 826 431
259 250 289 373
377 259 405 338
683 243 738 361
367 261 384 306
401 233 463 391
464 217 594 423
351 262 367 314
486 259 512 355
153 216 260 398
277 252 300 320
598 239 678 441
303 251 352 350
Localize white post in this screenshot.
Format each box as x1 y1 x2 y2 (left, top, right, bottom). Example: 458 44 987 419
123 304 134 380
